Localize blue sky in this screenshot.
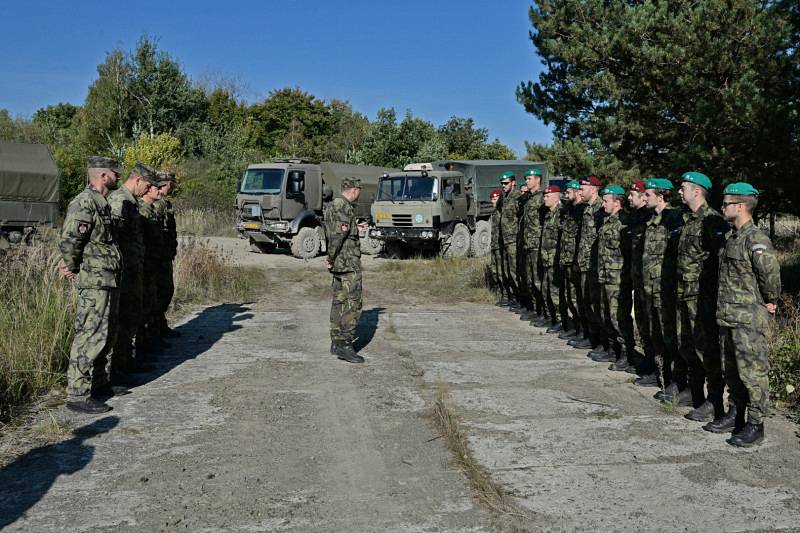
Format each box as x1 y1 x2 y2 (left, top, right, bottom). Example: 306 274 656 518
0 0 551 155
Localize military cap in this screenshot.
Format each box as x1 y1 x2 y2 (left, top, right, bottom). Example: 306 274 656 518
87 156 121 173
723 182 759 196
159 171 178 183
543 185 561 194
644 178 674 191
132 162 163 186
580 175 601 187
523 168 543 177
601 184 626 196
566 179 581 190
341 177 361 190
489 188 502 199
630 179 645 192
500 171 516 182
681 171 712 190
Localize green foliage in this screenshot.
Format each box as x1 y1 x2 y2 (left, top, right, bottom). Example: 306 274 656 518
122 132 182 171
526 138 639 183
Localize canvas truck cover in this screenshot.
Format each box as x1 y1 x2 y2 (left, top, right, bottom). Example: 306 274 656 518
0 141 60 203
320 162 398 219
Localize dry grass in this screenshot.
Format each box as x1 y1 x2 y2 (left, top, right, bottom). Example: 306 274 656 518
380 256 493 304
175 206 237 238
770 295 800 411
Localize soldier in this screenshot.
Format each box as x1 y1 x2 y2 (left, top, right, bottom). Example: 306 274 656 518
153 172 179 338
675 172 728 421
58 157 123 414
593 185 635 365
558 180 583 340
638 179 685 396
569 176 605 351
325 177 368 364
498 171 522 308
518 169 545 323
704 182 780 447
488 189 504 300
107 162 160 381
137 177 166 350
540 185 565 331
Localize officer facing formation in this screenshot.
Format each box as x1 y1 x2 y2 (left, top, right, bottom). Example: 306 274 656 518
487 189 504 293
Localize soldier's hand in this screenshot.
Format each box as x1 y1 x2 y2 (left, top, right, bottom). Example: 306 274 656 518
766 303 777 315
59 264 76 280
325 260 332 269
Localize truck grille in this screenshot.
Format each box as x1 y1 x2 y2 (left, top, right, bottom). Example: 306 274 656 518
241 204 261 219
391 214 413 227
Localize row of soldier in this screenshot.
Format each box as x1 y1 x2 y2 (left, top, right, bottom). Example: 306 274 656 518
58 157 179 414
488 170 781 448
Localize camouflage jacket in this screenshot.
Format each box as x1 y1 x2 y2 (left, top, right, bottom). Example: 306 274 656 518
325 196 361 273
154 198 178 261
717 220 781 327
499 189 521 246
519 191 544 251
490 208 501 252
576 197 605 272
626 206 652 285
108 186 144 267
559 202 583 268
138 200 164 271
539 204 562 268
676 203 727 300
642 207 683 300
59 186 122 289
597 211 628 285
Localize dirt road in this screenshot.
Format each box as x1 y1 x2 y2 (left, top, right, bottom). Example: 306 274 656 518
1 237 799 532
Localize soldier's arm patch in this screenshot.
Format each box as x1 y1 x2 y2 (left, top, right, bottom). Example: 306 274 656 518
76 221 90 235
752 243 767 257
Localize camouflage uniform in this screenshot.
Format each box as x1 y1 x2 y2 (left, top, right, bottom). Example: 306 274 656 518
499 188 522 302
519 190 544 313
59 186 122 398
717 220 781 425
642 207 684 383
138 199 164 342
325 196 362 343
540 203 564 324
597 210 635 354
676 203 727 407
561 202 583 333
153 197 178 334
108 186 145 374
576 197 606 346
489 207 503 294
627 205 656 365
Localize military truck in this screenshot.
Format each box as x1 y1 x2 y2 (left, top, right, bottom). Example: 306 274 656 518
235 159 398 258
369 160 548 257
0 141 60 245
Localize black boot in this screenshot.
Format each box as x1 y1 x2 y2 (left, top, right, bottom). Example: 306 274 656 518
590 347 616 363
532 316 550 327
558 328 579 340
655 382 679 401
685 400 715 422
609 354 631 372
702 404 739 434
334 341 365 364
569 336 592 349
634 372 659 387
546 322 564 334
727 422 765 448
66 397 112 414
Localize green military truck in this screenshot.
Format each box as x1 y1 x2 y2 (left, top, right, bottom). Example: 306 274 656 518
235 159 398 258
369 160 548 257
0 140 60 246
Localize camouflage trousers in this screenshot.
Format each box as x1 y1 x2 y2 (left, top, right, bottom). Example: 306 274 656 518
677 295 723 404
542 265 565 325
489 249 503 295
720 309 771 424
644 291 683 385
111 262 143 377
580 269 605 346
520 248 544 313
154 261 175 334
632 276 656 363
138 261 160 343
600 281 635 353
501 244 519 302
68 288 119 398
568 267 584 334
330 270 363 342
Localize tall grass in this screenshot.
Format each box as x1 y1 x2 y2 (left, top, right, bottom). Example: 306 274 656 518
175 206 237 237
380 256 493 304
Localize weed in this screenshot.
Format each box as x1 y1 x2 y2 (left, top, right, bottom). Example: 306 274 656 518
660 399 679 416
380 256 493 304
174 206 237 238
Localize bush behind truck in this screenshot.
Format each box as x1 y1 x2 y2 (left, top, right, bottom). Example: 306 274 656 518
235 159 398 259
369 160 549 258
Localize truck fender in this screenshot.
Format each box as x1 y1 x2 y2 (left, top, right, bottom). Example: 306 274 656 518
290 210 319 234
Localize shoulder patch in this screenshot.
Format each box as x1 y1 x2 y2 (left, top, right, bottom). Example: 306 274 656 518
76 221 90 235
752 243 768 256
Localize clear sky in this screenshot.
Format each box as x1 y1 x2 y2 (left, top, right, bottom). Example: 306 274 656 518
0 0 551 156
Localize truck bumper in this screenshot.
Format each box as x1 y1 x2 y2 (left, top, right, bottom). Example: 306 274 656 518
369 227 439 241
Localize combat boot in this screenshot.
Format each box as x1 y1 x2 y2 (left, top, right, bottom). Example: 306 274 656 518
546 323 564 334
609 354 631 372
634 372 659 387
66 397 112 414
334 342 365 364
532 316 550 327
590 348 616 363
570 336 592 349
727 422 764 448
702 404 739 434
685 400 715 422
558 328 578 340
654 382 678 401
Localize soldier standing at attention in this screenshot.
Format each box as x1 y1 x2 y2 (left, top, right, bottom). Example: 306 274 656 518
58 157 123 414
137 175 166 351
558 180 584 340
539 185 565 331
107 162 159 381
705 183 780 447
488 189 504 301
518 169 545 322
153 172 180 338
675 172 728 421
325 177 368 364
499 171 522 309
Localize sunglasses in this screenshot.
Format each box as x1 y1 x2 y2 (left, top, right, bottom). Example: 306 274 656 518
501 181 511 186
722 201 744 208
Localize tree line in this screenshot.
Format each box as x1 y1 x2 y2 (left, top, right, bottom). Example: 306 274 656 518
0 36 515 207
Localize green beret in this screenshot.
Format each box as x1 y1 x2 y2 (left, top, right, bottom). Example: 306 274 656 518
681 171 712 190
645 178 674 191
341 177 362 190
601 184 626 196
723 182 759 196
500 171 516 182
523 168 543 177
566 179 581 190
87 156 121 173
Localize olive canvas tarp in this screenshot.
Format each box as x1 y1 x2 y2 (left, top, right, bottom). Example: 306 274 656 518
0 141 61 227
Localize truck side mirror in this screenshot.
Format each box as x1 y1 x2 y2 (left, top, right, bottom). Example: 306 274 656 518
287 170 305 196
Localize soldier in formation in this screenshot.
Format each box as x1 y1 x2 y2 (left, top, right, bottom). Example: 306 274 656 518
489 169 780 447
59 157 181 414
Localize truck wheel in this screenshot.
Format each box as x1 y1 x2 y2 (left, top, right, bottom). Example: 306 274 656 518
249 238 275 254
290 227 321 259
470 220 491 257
360 233 384 255
443 223 471 258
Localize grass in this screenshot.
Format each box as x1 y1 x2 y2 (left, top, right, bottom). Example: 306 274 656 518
380 256 493 304
174 206 237 238
770 218 800 412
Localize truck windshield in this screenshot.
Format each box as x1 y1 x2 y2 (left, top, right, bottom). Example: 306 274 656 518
377 175 436 201
240 168 284 194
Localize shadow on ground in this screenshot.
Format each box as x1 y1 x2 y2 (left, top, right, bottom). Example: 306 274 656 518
0 416 119 529
354 307 385 351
